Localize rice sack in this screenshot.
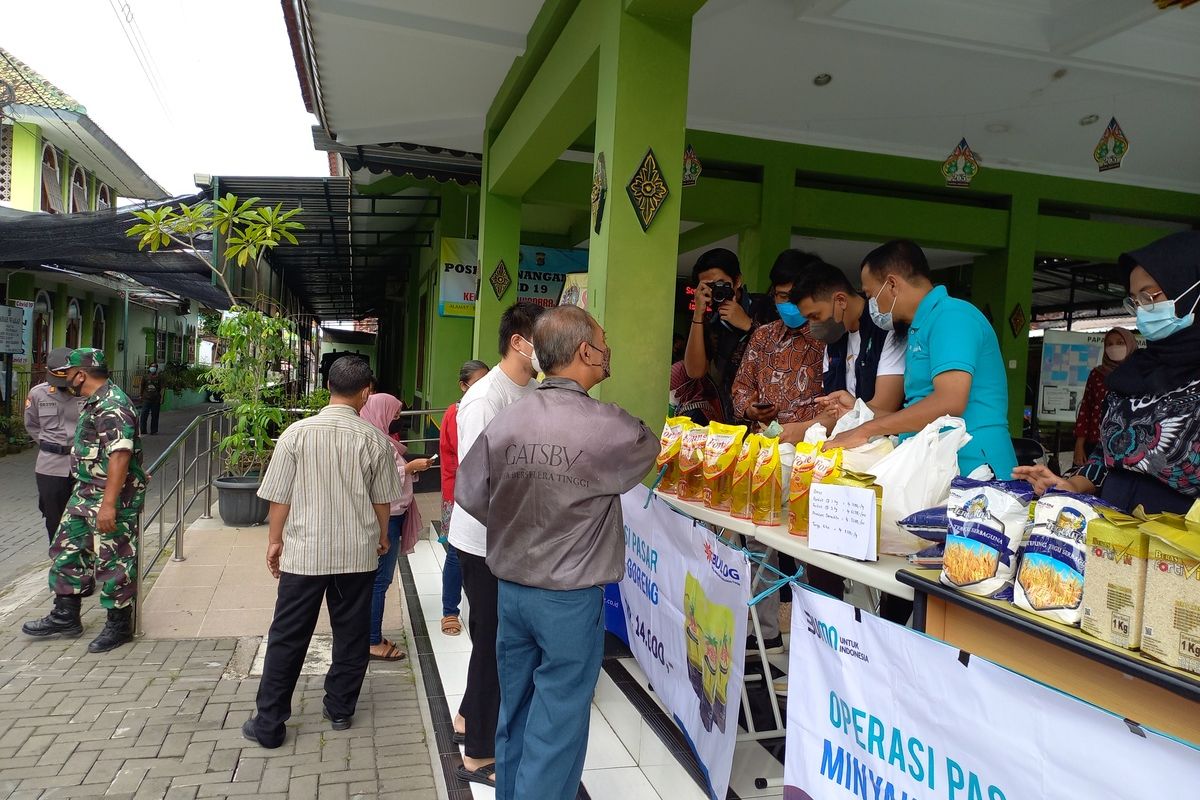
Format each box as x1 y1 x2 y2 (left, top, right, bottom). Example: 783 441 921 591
1139 507 1200 675
730 434 762 519
751 436 782 526
1013 492 1107 625
677 425 710 503
702 423 747 512
657 416 692 495
1080 508 1147 650
898 506 949 543
941 478 1036 598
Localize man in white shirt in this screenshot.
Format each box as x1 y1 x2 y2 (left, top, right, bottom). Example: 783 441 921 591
448 301 545 787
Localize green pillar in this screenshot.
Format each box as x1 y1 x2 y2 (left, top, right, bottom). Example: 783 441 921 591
428 187 478 410
588 2 693 428
473 134 521 362
51 283 68 348
971 194 1036 434
81 292 95 348
738 162 794 292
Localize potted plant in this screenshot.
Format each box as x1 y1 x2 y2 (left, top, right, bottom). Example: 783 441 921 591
127 194 304 526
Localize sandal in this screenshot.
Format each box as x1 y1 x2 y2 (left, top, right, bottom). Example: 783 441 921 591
456 763 496 786
369 642 407 662
441 615 462 636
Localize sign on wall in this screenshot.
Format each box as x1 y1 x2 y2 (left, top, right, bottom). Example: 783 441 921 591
11 300 33 365
619 491 750 800
1037 329 1142 423
782 588 1200 800
0 305 23 355
437 238 589 318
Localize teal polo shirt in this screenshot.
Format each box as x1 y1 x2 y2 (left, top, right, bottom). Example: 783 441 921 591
902 285 1017 479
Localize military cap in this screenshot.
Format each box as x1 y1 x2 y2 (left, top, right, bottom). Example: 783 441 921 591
67 348 107 369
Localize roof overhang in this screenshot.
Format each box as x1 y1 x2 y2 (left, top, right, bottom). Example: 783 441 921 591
311 127 482 186
9 104 169 200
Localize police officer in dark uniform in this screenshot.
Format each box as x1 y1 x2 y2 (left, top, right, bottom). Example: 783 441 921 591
24 348 85 543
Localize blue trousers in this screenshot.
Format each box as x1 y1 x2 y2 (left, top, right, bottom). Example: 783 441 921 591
442 544 462 617
495 580 604 800
369 513 404 646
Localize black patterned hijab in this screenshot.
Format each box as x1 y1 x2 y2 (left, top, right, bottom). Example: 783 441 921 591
1108 231 1200 396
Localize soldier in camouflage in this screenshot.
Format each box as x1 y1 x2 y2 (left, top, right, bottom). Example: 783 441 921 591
22 348 148 653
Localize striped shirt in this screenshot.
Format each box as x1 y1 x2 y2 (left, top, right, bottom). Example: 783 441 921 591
258 404 403 575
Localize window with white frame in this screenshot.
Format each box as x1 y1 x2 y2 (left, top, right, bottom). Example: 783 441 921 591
96 184 112 210
40 146 63 214
70 167 88 213
155 331 167 363
92 305 106 349
65 299 81 349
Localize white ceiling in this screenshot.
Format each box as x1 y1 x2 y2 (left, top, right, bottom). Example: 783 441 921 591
306 0 1200 194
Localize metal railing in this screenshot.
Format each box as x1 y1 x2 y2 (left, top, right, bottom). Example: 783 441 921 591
132 402 447 634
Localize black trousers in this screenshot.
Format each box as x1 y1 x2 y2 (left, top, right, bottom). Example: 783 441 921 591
458 550 500 760
253 571 374 747
36 473 73 542
140 402 160 435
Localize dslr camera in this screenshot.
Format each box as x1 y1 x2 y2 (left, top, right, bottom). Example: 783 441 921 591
707 280 735 305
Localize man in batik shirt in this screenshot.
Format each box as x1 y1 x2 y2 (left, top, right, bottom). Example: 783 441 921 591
23 348 148 654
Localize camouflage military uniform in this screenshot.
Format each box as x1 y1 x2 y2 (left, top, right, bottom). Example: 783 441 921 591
49 380 148 609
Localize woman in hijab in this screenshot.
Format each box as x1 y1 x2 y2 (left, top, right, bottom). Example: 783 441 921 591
1017 231 1200 514
1072 326 1137 467
360 393 433 660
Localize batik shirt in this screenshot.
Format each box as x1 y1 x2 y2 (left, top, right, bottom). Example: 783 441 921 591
731 320 825 424
68 382 148 518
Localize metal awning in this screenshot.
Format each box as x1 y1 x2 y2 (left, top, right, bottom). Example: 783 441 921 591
0 196 230 309
311 127 482 186
1031 259 1128 322
211 176 440 319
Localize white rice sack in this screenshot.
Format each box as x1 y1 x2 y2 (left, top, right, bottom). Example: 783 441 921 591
941 478 1036 598
1013 492 1105 626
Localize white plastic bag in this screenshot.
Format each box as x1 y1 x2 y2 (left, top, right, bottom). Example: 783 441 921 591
803 423 827 446
830 398 874 438
869 416 972 555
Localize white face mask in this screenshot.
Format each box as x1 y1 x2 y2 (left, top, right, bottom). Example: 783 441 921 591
1105 344 1128 362
518 336 542 374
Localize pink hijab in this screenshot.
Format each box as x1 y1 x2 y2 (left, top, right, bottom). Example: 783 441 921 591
361 393 407 457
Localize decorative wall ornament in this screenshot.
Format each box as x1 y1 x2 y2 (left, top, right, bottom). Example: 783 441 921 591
941 138 980 188
682 144 702 188
591 152 608 235
1093 117 1129 173
1008 303 1028 338
626 148 670 232
489 259 512 300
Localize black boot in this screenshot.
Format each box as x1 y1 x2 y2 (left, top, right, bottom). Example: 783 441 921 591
88 606 134 653
22 595 83 638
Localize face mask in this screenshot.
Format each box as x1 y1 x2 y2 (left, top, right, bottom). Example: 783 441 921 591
1105 345 1129 362
868 282 898 332
149 368 158 375
388 418 404 436
1135 278 1200 342
517 336 542 374
66 374 85 397
776 302 806 329
585 343 611 380
808 300 847 343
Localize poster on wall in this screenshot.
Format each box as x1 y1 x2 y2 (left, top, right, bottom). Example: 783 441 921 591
12 300 33 366
558 273 588 310
1037 329 1142 423
618 491 750 800
782 588 1200 800
437 238 588 317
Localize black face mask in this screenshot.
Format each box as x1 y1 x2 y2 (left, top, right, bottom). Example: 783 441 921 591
66 375 85 397
388 418 404 436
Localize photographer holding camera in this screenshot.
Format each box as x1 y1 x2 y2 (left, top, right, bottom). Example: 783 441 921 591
682 248 760 423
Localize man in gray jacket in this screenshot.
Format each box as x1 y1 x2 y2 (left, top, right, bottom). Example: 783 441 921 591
456 305 659 800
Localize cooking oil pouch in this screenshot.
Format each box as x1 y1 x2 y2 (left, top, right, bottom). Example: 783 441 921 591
730 434 762 519
657 416 693 495
941 477 1036 598
1013 491 1108 626
786 443 820 535
677 425 710 503
751 436 782 526
703 423 747 511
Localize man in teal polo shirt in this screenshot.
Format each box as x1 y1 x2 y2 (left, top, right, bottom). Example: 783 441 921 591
827 240 1017 479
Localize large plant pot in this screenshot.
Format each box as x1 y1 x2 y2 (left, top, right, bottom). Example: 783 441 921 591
214 475 270 526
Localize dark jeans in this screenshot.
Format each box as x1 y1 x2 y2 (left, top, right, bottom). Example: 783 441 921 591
140 401 160 435
370 514 405 646
35 473 72 542
458 550 500 759
442 544 462 617
253 571 374 747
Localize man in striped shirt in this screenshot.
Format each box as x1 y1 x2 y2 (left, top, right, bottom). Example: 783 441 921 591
243 357 403 749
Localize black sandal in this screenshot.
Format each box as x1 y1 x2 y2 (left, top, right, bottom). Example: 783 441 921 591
456 763 497 787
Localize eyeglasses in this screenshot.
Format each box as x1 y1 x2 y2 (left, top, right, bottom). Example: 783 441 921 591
772 290 792 303
1122 289 1166 316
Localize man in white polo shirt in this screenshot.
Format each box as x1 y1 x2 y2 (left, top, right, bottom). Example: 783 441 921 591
448 301 545 787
